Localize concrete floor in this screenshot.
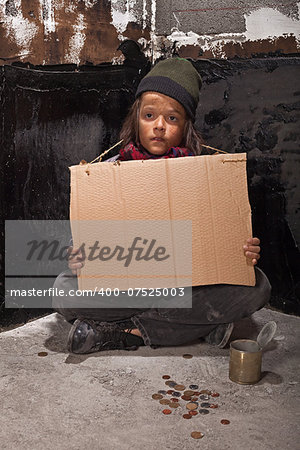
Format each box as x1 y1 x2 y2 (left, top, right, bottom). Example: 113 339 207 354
0 308 299 450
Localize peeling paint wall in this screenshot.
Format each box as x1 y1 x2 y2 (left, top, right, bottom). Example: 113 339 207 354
0 1 300 65
164 4 300 59
163 2 300 59
0 0 150 65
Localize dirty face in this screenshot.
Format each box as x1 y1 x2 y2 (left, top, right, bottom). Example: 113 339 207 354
138 92 186 155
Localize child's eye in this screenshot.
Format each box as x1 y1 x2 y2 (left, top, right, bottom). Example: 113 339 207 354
169 116 177 122
145 113 153 119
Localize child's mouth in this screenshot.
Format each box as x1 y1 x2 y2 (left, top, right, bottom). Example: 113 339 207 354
151 138 164 142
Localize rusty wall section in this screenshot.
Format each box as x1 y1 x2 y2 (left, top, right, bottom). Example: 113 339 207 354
0 0 150 66
0 1 300 66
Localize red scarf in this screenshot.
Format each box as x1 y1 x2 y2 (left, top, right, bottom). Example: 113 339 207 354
119 142 194 161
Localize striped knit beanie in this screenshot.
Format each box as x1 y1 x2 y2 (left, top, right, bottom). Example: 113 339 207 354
135 58 202 122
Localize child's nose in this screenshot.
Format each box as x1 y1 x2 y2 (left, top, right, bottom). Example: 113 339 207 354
154 115 166 130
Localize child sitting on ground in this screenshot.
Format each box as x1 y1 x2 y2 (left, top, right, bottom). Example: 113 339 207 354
53 58 270 354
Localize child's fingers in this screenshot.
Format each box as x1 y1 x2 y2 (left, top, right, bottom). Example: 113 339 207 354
72 254 84 263
243 245 260 253
67 246 76 259
67 247 85 261
67 246 85 273
245 251 260 261
70 260 84 269
247 237 260 246
70 265 83 275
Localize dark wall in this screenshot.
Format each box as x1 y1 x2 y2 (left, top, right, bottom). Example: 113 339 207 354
194 58 300 315
0 63 142 327
1 57 299 327
1 64 142 219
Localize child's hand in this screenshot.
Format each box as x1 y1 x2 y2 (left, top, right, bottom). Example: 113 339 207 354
67 246 85 275
243 237 260 265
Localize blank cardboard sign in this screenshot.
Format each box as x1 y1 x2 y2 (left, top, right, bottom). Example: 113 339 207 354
69 153 255 291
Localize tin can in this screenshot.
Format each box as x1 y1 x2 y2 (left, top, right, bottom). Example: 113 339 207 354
229 339 262 385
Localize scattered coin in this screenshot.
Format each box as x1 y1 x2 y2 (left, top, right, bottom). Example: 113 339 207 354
154 376 224 438
221 419 230 425
201 402 211 408
191 431 204 439
183 390 194 396
165 380 176 386
38 352 48 357
152 394 163 400
211 392 220 397
159 399 171 405
186 402 198 410
182 354 193 359
174 384 185 391
181 395 192 401
172 391 181 397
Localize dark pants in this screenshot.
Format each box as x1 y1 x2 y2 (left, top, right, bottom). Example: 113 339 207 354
52 266 271 346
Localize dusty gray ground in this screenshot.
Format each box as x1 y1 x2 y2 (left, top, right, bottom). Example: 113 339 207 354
0 308 299 450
